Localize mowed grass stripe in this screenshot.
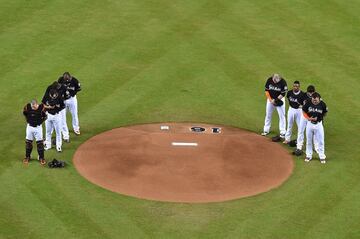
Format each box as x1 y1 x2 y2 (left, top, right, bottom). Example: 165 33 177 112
0 1 359 238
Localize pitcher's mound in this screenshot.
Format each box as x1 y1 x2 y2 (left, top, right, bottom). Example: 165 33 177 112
73 123 294 203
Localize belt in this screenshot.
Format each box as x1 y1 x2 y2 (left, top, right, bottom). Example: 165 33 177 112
29 123 41 127
48 112 60 115
311 121 322 125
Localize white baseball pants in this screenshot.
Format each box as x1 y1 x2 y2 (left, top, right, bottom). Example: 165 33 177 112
285 107 302 141
64 95 80 132
60 108 70 140
26 124 43 141
45 113 62 149
263 99 286 135
305 121 326 160
296 115 319 151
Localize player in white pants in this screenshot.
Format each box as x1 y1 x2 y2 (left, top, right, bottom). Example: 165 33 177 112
23 99 48 165
262 74 288 137
293 85 319 156
302 92 328 164
42 88 65 152
284 81 303 143
58 72 81 136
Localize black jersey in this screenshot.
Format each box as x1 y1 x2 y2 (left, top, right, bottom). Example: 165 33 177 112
42 88 65 115
303 100 328 123
42 83 66 113
58 76 81 100
265 77 288 99
287 90 304 109
23 103 47 127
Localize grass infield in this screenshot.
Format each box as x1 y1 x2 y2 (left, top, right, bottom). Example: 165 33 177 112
0 0 359 238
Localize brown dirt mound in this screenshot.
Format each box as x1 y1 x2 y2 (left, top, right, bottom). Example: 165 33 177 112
73 123 294 203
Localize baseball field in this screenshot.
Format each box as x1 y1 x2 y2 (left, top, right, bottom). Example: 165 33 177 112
1 0 360 238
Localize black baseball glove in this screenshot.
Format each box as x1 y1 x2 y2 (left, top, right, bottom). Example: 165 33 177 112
274 98 283 107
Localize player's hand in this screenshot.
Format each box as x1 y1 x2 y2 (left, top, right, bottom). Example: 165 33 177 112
271 99 275 105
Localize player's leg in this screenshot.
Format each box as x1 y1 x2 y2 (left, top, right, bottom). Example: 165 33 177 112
305 124 314 161
315 123 326 163
54 114 62 152
68 96 80 134
263 100 274 134
285 108 295 142
44 115 54 150
295 109 301 129
60 107 70 142
24 124 34 163
296 115 307 150
34 125 46 165
276 100 286 137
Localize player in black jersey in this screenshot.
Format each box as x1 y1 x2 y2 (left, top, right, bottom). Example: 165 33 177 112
23 99 49 164
58 72 81 135
262 73 288 137
283 81 304 144
293 85 318 156
302 92 328 163
42 85 65 152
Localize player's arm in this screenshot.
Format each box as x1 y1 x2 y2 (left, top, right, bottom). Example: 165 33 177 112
302 103 314 121
278 79 288 100
42 87 50 104
264 78 273 101
22 105 28 116
322 102 328 118
74 77 81 92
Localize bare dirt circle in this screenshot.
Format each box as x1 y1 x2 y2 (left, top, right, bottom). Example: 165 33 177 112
73 123 294 203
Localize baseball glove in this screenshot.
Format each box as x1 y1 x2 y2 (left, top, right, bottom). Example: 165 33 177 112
288 139 297 147
274 98 283 107
272 135 281 142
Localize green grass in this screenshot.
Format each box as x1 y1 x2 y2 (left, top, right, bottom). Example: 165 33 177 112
1 0 360 238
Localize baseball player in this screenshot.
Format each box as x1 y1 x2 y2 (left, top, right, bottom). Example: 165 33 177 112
42 85 65 152
262 73 288 138
58 72 81 136
283 81 304 144
302 92 328 163
23 99 49 165
293 85 317 156
44 81 69 142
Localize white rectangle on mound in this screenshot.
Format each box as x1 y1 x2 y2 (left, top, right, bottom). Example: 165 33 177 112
172 142 198 146
160 125 170 130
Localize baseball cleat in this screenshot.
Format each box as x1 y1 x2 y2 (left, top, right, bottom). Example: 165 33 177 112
304 157 311 162
320 159 326 164
44 145 51 151
293 149 302 156
56 146 62 152
74 130 81 135
23 157 30 164
40 159 46 165
64 139 70 143
261 132 269 136
280 134 285 139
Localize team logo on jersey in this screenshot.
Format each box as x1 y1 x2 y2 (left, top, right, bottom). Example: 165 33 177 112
269 85 281 91
308 107 323 113
289 97 299 103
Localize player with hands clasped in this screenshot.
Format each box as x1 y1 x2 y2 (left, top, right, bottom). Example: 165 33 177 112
23 99 52 165
293 85 317 156
42 84 65 152
262 73 288 138
302 92 328 164
283 81 304 144
58 72 81 136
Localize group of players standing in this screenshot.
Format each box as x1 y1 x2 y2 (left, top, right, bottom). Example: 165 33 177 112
261 73 328 164
22 72 81 165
